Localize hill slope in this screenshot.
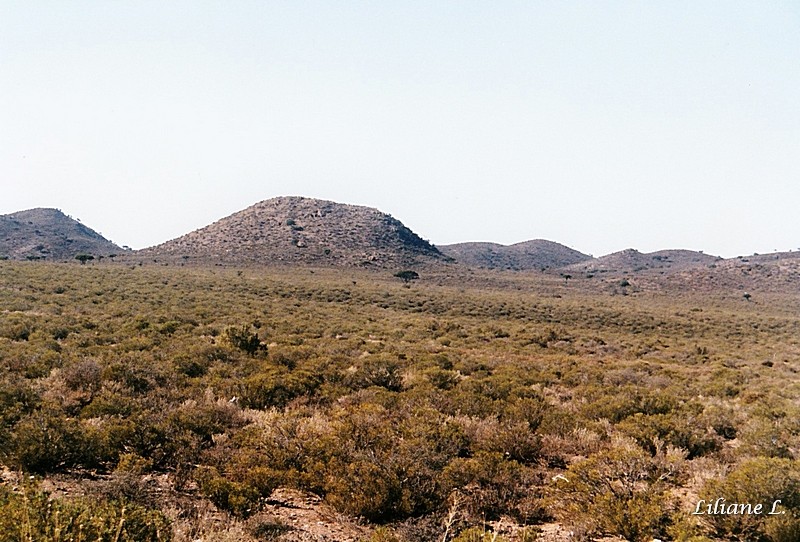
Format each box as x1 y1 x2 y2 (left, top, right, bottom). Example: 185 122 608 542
139 196 447 268
564 248 719 274
438 239 591 270
0 208 122 261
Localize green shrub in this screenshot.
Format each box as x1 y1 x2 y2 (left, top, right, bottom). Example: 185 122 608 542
169 398 243 443
346 356 404 392
452 527 510 542
442 452 540 523
700 458 800 541
324 457 404 521
222 324 266 356
252 519 295 541
550 437 684 541
0 482 170 542
241 368 322 409
618 412 721 459
365 526 401 542
11 410 83 472
0 316 34 341
196 466 262 518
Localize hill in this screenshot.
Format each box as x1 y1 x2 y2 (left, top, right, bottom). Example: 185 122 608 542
564 248 719 274
0 208 122 261
656 250 800 294
438 239 591 270
138 196 448 268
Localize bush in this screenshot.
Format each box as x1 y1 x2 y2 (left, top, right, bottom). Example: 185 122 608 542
618 412 721 459
700 458 800 541
0 315 34 341
169 398 244 444
550 437 684 541
11 410 84 472
442 452 541 523
394 270 419 283
346 356 404 392
241 368 322 409
222 324 266 356
324 457 404 521
452 527 509 542
0 482 170 542
196 466 262 518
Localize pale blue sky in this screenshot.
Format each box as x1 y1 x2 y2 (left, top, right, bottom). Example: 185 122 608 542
2 1 798 257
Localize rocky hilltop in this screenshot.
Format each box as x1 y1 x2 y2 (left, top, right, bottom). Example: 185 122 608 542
438 239 591 270
138 196 447 268
0 208 121 261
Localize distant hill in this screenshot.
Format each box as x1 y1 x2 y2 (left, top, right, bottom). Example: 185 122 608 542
0 208 122 261
672 250 800 292
438 239 591 270
138 196 448 268
564 248 719 274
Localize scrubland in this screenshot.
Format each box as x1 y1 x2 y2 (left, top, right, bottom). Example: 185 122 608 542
0 261 799 541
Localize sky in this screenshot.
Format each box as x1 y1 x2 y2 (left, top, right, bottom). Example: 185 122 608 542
1 1 798 258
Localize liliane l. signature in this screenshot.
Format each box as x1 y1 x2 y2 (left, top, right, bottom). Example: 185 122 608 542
693 498 785 516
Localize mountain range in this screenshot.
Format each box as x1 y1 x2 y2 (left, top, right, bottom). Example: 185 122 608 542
1 198 795 280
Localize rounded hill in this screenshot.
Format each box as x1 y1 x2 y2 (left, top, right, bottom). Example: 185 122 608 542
0 208 121 261
563 248 719 274
139 197 447 268
438 239 591 270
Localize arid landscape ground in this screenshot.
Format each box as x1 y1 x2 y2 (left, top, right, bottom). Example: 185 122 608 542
1 199 799 541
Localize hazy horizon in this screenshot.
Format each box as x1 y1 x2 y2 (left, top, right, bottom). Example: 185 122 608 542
2 2 798 258
2 196 794 260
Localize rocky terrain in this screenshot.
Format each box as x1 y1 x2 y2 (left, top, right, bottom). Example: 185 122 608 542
1 199 797 295
137 197 448 269
0 208 121 261
563 248 720 275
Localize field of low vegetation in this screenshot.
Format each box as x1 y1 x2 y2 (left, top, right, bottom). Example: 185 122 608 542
1 260 799 541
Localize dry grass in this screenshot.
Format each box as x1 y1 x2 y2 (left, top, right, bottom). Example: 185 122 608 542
0 259 799 541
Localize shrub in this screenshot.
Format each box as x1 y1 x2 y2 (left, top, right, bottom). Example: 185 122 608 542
0 374 39 454
61 359 103 403
347 356 404 392
11 410 83 472
222 324 266 356
174 355 208 377
442 452 541 523
394 270 419 283
324 457 404 521
0 316 34 341
196 466 262 518
0 482 170 542
700 458 800 541
617 412 721 459
241 368 322 409
550 437 684 541
366 526 402 542
252 519 295 540
169 398 244 444
451 527 510 542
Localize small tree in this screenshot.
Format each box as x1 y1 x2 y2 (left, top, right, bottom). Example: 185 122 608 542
222 325 266 356
743 292 752 302
75 254 94 265
394 270 419 284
